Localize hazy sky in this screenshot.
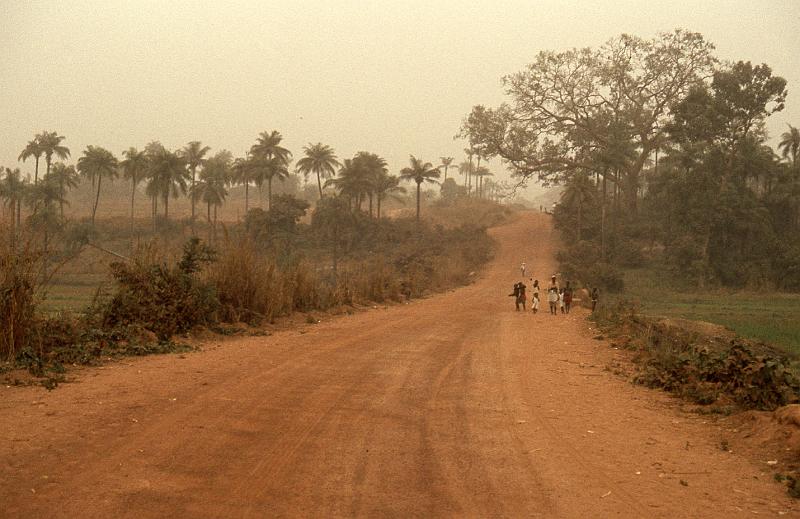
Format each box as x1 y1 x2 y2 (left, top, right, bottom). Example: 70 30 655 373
2 0 799 196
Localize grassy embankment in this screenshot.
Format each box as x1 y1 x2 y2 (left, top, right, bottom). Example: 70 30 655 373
613 268 800 356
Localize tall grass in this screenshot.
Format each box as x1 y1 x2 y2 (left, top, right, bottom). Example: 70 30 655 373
0 233 45 360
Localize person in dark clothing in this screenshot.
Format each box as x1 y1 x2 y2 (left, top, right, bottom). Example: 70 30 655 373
509 282 521 310
516 281 527 311
564 282 573 314
591 287 599 312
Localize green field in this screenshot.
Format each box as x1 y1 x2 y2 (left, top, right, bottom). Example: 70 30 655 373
39 274 111 314
615 269 800 356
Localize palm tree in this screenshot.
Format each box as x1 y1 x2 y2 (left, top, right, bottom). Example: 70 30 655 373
18 138 44 185
120 147 149 233
458 160 473 191
181 141 211 226
326 157 371 211
143 141 166 227
77 146 118 224
194 151 231 237
250 156 289 210
147 148 188 220
400 155 441 222
0 168 28 245
231 155 254 215
473 166 492 198
439 156 455 182
373 170 405 219
296 143 341 198
25 174 67 251
49 162 79 218
38 131 70 179
250 130 292 209
779 125 800 166
464 147 475 194
356 152 387 217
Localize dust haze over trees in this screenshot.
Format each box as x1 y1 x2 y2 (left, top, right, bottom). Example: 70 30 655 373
461 29 799 290
1 115 506 367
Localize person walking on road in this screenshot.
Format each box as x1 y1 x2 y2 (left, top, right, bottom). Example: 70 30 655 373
509 281 527 311
591 287 599 312
563 282 573 314
532 292 540 314
558 288 565 314
520 262 527 277
547 287 558 315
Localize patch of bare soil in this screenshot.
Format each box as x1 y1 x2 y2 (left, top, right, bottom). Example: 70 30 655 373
1 212 797 518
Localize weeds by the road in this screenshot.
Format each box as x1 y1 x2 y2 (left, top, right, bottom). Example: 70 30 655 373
593 301 800 412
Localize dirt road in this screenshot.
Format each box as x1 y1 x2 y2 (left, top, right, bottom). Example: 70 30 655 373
1 212 796 518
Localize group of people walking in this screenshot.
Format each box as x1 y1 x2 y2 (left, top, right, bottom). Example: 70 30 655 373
510 263 599 314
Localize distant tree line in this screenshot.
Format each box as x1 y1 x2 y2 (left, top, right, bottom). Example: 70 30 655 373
1 126 515 253
460 29 800 290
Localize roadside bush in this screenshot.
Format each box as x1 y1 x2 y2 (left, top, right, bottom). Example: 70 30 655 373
595 302 800 411
0 238 43 360
103 238 218 340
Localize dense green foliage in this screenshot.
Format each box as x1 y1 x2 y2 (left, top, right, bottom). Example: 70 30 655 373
461 29 798 292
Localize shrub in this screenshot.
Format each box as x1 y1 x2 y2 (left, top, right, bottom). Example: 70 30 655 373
103 238 218 340
0 238 43 360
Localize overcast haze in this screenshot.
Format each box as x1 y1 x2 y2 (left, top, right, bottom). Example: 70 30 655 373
2 0 799 197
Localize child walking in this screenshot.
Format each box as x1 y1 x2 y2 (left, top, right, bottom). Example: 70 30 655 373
532 292 540 314
558 288 565 314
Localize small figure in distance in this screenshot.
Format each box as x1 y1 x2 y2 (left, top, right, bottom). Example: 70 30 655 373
548 287 558 315
532 292 540 314
509 281 527 311
520 262 527 277
564 281 572 314
558 288 565 314
549 274 558 291
591 287 599 312
517 280 527 311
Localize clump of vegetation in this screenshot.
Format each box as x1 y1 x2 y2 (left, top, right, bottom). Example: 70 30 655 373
594 302 800 411
0 239 42 360
103 237 217 340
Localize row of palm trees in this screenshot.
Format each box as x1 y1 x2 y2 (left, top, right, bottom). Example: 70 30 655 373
3 130 501 238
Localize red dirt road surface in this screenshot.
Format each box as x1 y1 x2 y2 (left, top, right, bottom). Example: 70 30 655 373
2 212 797 518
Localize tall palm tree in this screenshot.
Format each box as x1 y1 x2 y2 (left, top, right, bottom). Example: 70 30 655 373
473 166 492 198
439 156 455 182
147 148 188 220
77 146 118 224
18 138 44 185
143 141 167 227
0 168 28 244
464 147 475 194
181 141 211 226
25 174 67 252
326 157 372 211
250 130 292 209
120 147 149 233
49 162 79 218
38 131 70 179
458 160 473 191
356 152 387 217
400 155 441 222
194 151 231 237
231 155 254 215
778 125 800 166
296 143 341 198
373 170 405 219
